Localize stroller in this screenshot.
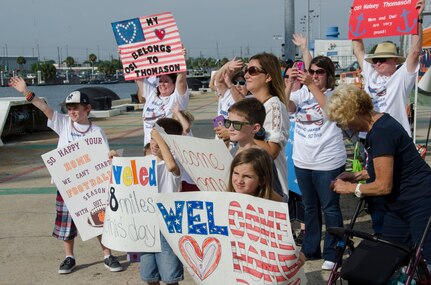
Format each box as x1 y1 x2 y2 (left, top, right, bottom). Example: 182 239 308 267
327 197 431 285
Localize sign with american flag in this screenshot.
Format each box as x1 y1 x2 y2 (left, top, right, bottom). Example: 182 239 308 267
111 12 186 81
157 192 307 284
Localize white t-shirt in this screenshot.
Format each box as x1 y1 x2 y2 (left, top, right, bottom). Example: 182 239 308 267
142 77 190 145
48 111 108 148
290 86 346 170
157 159 181 193
263 96 290 197
217 89 236 118
362 58 418 136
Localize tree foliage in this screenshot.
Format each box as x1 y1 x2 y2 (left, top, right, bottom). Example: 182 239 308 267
16 56 27 70
31 61 56 81
88 53 97 65
64 56 75 68
97 61 116 76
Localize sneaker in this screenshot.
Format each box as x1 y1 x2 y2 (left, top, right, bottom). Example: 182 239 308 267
104 255 123 272
295 230 305 246
58 257 76 274
321 260 335 271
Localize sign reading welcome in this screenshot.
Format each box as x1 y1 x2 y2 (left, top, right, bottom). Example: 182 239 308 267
157 192 307 284
112 12 186 80
41 131 110 241
349 0 418 39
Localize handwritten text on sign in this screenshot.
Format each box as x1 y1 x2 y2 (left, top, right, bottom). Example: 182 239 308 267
41 131 110 241
112 12 186 80
157 192 307 284
349 0 418 39
156 126 232 192
101 156 161 252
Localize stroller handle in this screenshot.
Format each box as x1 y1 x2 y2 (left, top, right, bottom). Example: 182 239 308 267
327 227 412 255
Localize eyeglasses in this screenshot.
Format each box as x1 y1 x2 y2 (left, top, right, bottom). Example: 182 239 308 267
244 66 267 76
232 80 246 86
224 119 251 131
372 58 388 64
308 68 326 76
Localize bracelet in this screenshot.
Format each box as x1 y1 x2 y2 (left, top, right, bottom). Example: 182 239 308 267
25 92 35 102
418 18 423 24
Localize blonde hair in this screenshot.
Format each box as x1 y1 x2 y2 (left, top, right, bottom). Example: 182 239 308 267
327 84 374 128
227 148 274 200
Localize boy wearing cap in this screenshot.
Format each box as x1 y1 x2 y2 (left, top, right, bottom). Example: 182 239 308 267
9 76 123 274
352 0 424 137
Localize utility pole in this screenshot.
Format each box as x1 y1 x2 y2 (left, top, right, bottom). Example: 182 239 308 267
57 46 61 68
284 0 295 60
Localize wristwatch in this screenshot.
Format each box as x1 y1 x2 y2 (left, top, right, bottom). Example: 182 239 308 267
354 184 362 198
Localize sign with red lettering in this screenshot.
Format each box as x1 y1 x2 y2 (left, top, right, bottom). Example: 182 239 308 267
101 156 161 252
41 131 110 241
111 12 186 80
157 192 307 284
155 125 232 192
349 0 418 39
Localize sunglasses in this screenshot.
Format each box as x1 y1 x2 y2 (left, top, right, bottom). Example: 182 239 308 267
232 80 246 86
308 68 326 76
244 66 267 76
224 119 251 131
372 58 388 64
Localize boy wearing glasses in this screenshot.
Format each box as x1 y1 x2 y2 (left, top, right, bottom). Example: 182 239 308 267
352 0 424 137
225 97 285 200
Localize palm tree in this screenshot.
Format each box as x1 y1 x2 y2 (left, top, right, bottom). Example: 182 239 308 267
32 61 56 82
88 53 97 74
16 56 27 71
64 56 75 68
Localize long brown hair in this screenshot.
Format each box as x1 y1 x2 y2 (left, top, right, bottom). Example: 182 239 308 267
310 56 336 90
227 148 274 200
250 53 286 105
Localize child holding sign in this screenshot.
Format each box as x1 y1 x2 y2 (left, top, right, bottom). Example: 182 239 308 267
141 118 184 285
8 77 122 274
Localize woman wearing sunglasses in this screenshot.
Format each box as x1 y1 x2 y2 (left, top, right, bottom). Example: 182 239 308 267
244 52 290 201
213 58 248 143
286 34 346 271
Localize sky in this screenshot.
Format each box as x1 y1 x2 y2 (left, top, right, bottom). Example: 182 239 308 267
1 0 355 63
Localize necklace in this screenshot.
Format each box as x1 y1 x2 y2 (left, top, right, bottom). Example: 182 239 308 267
72 120 92 134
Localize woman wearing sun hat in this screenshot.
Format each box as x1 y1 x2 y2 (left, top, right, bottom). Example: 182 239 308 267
352 0 424 137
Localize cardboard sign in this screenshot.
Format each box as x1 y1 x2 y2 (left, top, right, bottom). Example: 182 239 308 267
349 0 418 39
101 156 161 252
41 131 110 241
157 192 307 284
112 12 186 80
155 125 233 192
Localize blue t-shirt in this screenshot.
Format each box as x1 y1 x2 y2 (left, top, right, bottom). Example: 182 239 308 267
365 113 431 207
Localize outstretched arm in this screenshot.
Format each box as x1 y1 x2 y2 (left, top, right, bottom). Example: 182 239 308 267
176 48 188 96
292 33 312 69
406 0 424 73
9 76 54 120
352 39 365 70
151 129 180 176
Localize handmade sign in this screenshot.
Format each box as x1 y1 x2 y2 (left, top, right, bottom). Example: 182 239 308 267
41 131 110 241
155 125 232 191
111 12 186 80
157 192 307 284
101 156 161 252
349 0 418 39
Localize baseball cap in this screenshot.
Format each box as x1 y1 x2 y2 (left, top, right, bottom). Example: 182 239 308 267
65 91 90 104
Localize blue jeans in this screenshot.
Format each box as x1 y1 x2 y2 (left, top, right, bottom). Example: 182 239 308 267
140 233 184 284
295 166 344 262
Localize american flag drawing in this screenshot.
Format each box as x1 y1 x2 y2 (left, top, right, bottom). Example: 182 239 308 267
111 12 186 81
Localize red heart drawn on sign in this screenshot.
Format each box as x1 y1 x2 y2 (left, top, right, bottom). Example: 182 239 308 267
178 236 221 281
155 28 166 40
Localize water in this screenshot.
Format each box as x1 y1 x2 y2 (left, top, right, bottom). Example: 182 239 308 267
0 83 138 111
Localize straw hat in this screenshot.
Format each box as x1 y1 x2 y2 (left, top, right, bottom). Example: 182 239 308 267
365 42 405 64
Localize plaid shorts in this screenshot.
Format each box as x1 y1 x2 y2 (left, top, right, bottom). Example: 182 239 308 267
52 191 77 240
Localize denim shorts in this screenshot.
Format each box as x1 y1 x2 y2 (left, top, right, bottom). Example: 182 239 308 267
140 233 184 284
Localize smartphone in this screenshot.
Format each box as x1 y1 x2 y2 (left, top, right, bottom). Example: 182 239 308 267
296 61 304 71
213 115 225 127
